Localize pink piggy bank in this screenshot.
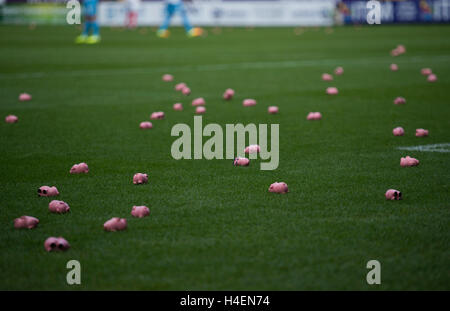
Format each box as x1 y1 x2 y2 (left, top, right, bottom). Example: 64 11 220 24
390 64 398 71
415 128 429 137
400 156 419 167
244 144 260 154
140 121 153 129
393 127 405 136
14 216 39 229
322 73 333 81
49 200 70 214
268 182 289 194
427 74 437 82
150 111 165 120
19 93 32 101
421 68 432 76
104 217 127 232
195 106 206 114
307 112 322 120
70 162 89 174
182 87 191 95
394 97 406 105
223 88 235 100
385 189 402 200
133 173 148 185
192 97 206 106
131 205 150 218
173 103 183 111
268 106 279 114
162 74 173 82
38 186 59 197
175 83 187 91
243 99 257 107
326 87 338 95
233 157 250 166
5 115 18 123
44 237 70 252
334 67 344 75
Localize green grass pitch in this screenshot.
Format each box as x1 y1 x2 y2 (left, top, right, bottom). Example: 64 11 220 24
0 25 449 290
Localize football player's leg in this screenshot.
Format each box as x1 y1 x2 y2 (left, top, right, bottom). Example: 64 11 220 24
157 4 174 37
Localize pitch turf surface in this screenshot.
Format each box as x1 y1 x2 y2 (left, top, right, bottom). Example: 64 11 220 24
0 25 449 290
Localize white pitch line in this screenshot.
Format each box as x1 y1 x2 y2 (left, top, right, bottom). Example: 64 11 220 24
397 143 450 153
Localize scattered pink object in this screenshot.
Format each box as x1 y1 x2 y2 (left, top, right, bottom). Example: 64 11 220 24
268 182 289 194
131 205 150 218
306 112 322 121
268 106 279 114
223 88 235 100
326 87 338 95
233 157 250 166
140 121 153 129
103 217 127 232
421 68 432 76
14 216 39 229
133 173 148 185
390 64 398 71
182 87 191 95
385 189 402 200
391 45 406 56
175 83 187 91
192 97 206 106
162 74 173 82
44 237 70 252
150 111 165 120
195 106 206 114
244 144 260 154
322 73 333 81
173 103 183 111
19 93 31 101
392 127 405 136
415 128 429 137
394 97 406 105
334 67 344 75
70 162 89 174
38 186 59 197
243 99 257 107
5 115 18 123
427 74 437 82
400 156 419 167
49 200 70 214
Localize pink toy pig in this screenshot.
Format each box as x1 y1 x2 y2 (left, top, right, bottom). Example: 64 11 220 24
195 106 206 114
385 189 402 200
14 216 39 229
243 99 257 107
307 112 322 120
268 182 289 194
244 144 260 154
175 83 187 91
421 68 432 76
393 127 405 136
44 237 70 252
70 162 89 174
322 73 333 81
394 97 406 105
150 111 165 120
192 97 206 106
131 205 150 218
162 74 173 82
173 103 183 111
133 173 148 184
104 217 127 232
5 115 18 123
140 121 153 129
416 128 429 137
49 200 70 214
268 106 279 114
182 87 191 95
334 67 344 75
400 156 419 167
223 88 235 100
233 157 250 166
390 64 398 71
326 87 338 95
427 74 437 82
38 186 59 197
19 93 32 101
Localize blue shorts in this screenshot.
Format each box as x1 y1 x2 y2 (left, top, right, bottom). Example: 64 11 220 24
84 0 98 17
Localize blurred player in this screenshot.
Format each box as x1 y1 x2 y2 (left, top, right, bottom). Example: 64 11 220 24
157 0 202 38
126 0 141 28
75 0 101 44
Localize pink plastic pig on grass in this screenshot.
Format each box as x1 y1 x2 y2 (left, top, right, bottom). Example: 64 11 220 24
150 111 165 120
173 103 183 111
233 157 250 166
5 115 18 123
14 216 39 229
334 67 344 75
162 74 173 82
427 74 437 82
131 205 150 218
416 128 429 137
421 68 432 76
268 106 279 114
182 87 191 95
175 83 187 91
192 97 206 106
326 87 338 95
38 186 59 197
393 127 405 136
268 182 289 194
390 64 398 71
394 97 406 105
400 156 419 167
70 162 89 174
195 106 206 114
244 144 260 154
49 200 70 214
243 99 257 107
19 93 32 101
307 112 322 121
385 189 402 200
322 73 333 81
44 237 70 252
104 217 127 232
140 121 153 129
223 88 235 100
133 173 148 185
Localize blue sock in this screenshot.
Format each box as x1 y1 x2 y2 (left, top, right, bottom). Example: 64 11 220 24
179 5 192 32
92 21 99 36
82 21 92 36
